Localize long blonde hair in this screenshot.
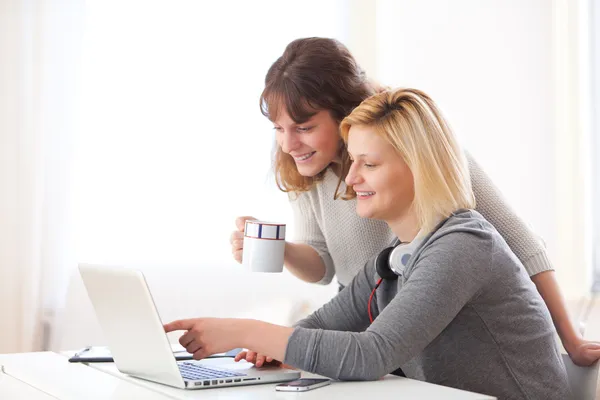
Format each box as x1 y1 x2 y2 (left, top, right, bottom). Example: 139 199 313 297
340 88 475 232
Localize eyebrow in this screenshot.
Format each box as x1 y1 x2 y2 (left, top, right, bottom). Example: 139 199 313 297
273 118 315 127
348 153 373 160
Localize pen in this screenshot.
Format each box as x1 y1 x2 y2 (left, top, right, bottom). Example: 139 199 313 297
73 346 92 358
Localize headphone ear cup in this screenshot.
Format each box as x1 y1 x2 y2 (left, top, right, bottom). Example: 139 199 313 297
375 246 398 280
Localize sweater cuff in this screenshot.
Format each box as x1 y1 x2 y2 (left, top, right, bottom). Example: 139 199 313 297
311 246 335 285
523 251 555 277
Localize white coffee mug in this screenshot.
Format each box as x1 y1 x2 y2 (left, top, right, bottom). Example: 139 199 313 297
242 220 286 273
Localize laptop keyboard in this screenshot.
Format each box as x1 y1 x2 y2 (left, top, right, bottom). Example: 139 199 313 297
178 362 246 381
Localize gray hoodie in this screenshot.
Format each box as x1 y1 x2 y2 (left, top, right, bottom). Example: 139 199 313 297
284 209 571 400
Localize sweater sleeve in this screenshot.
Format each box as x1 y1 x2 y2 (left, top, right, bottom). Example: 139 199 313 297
293 260 375 331
288 192 336 285
467 151 554 276
284 228 494 381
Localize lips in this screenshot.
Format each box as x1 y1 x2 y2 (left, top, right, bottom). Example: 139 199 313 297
293 151 316 162
356 191 375 198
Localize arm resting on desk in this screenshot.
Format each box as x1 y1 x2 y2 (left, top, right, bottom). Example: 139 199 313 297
165 233 489 380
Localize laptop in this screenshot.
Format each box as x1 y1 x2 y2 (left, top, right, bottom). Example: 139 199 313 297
78 263 301 390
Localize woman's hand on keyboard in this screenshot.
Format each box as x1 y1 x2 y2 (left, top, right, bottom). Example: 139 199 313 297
164 317 294 365
234 350 275 367
234 350 294 369
164 318 244 360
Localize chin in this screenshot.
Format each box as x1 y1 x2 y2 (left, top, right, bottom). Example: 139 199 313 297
357 204 387 221
356 207 374 220
296 162 328 177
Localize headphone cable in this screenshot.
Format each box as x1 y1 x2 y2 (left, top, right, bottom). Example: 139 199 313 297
368 278 383 324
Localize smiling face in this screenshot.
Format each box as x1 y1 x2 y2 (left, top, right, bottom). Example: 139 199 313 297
345 125 415 225
274 109 341 177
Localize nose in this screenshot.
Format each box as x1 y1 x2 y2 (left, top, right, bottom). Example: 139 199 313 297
279 131 300 154
345 161 362 187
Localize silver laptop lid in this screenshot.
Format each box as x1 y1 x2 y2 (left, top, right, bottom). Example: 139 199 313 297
79 263 185 388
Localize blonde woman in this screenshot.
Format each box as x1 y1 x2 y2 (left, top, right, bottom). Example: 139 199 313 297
228 38 599 367
167 89 571 400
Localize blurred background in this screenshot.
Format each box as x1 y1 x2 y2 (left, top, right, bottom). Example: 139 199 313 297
0 0 599 354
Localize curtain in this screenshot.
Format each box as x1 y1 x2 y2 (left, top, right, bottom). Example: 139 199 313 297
0 0 84 353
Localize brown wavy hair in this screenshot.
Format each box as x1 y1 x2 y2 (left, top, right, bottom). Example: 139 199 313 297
260 37 378 199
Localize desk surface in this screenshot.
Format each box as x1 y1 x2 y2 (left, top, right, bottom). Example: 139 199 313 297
0 365 57 400
0 351 495 400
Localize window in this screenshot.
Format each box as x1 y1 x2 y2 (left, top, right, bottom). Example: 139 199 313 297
592 0 600 292
75 1 349 266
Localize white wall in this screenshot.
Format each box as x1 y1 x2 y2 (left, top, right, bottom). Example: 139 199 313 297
345 0 591 299
49 0 347 350
43 0 595 351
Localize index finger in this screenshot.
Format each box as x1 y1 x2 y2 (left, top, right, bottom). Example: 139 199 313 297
164 319 194 333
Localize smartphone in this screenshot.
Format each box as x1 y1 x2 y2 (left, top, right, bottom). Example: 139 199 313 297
275 378 331 392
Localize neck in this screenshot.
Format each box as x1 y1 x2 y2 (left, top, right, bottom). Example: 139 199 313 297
387 209 420 243
329 151 344 177
328 162 342 177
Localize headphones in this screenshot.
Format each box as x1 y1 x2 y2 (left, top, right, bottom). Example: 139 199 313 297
374 232 428 280
368 218 450 323
368 227 433 324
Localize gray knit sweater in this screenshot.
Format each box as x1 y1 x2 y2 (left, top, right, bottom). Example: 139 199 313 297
284 210 571 400
289 153 553 286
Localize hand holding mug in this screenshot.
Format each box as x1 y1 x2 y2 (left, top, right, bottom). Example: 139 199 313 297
242 220 286 273
230 216 257 263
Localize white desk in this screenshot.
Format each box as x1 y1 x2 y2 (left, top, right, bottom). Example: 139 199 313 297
0 365 57 400
0 351 496 399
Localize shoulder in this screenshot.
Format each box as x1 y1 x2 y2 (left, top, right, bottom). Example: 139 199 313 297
416 210 497 271
438 209 495 236
432 209 497 248
463 148 474 163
